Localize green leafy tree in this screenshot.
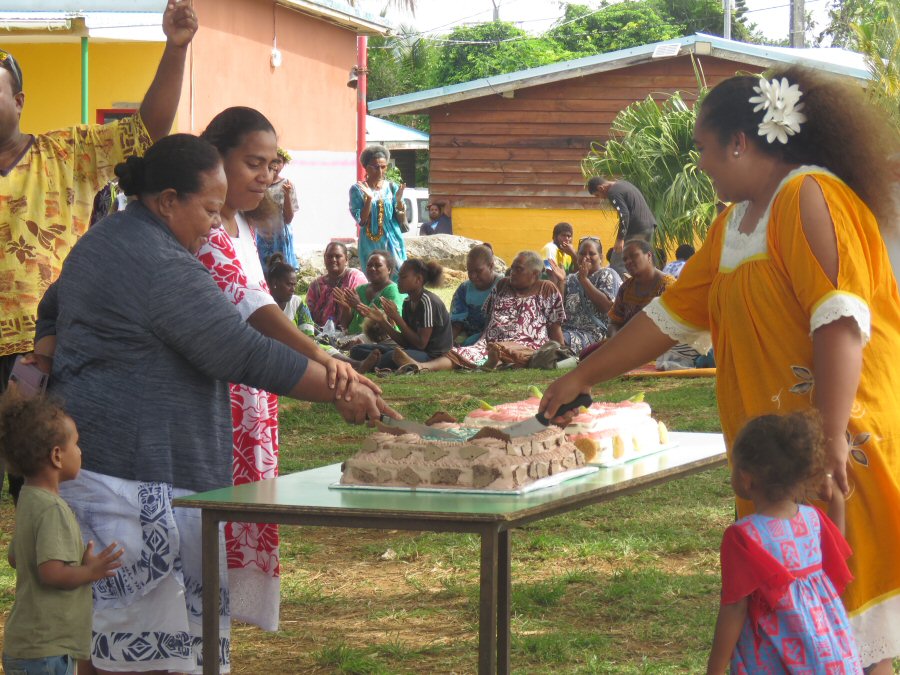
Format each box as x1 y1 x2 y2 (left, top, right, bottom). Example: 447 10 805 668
818 0 898 129
852 0 900 129
549 3 682 56
367 28 436 107
651 0 763 42
431 21 569 86
582 88 717 254
822 0 875 48
366 28 435 184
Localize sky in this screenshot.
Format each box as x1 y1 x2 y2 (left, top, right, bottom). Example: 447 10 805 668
384 0 834 44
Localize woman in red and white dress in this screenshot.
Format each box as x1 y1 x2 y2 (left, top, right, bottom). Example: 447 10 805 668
197 107 376 630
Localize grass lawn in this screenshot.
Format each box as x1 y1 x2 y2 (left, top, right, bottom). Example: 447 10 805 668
0 370 732 673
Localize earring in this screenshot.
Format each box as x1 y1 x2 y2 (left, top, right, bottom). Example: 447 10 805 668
733 151 740 157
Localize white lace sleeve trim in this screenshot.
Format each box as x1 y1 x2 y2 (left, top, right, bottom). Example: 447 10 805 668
643 298 712 355
810 292 871 345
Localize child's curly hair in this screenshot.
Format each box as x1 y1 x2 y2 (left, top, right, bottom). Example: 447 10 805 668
0 388 70 478
732 410 826 502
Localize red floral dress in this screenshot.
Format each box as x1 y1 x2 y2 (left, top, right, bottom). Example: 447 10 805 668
196 216 281 631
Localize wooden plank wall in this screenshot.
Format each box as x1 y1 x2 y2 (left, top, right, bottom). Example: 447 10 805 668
427 55 756 211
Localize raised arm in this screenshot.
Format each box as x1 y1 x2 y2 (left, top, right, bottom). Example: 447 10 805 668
281 181 296 224
139 1 198 141
579 267 618 314
350 183 373 230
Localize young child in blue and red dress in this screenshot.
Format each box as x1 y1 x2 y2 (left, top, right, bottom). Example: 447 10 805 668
0 390 124 675
707 411 863 674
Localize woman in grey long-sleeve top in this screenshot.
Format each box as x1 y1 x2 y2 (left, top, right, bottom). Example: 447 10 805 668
36 134 393 674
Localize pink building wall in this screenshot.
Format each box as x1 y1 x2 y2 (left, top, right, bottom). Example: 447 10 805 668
180 0 364 247
180 0 358 151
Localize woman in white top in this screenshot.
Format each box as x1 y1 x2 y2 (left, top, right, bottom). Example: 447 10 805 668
196 107 378 631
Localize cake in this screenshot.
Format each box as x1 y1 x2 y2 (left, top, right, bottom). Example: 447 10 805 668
462 397 669 466
339 425 586 491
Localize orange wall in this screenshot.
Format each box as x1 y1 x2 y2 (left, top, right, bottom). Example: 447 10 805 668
184 0 359 151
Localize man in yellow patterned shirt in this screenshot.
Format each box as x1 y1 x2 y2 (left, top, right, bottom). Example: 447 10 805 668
0 0 198 496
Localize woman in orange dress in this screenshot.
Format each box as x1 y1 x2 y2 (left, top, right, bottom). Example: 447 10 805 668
540 66 900 672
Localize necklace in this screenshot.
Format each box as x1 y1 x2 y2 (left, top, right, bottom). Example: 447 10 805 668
365 186 386 242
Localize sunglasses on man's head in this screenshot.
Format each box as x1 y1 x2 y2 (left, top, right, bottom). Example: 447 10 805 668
0 50 23 92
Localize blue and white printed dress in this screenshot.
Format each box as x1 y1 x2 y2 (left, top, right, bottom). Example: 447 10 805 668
720 505 863 674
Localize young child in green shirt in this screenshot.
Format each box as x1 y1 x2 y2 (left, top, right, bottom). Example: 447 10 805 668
0 390 124 675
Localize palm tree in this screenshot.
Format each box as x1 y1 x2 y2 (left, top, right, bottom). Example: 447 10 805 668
852 0 900 130
582 90 718 255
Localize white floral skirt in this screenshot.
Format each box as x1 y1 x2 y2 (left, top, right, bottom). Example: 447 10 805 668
60 470 230 673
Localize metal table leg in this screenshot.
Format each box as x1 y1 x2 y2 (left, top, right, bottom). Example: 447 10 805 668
202 511 221 675
497 529 511 675
478 526 500 675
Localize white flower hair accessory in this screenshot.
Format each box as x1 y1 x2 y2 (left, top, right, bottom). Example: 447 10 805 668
748 76 807 144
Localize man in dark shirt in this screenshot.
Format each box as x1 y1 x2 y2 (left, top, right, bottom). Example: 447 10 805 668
420 202 453 235
587 176 656 253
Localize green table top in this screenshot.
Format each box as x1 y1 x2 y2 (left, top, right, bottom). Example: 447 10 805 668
174 432 726 524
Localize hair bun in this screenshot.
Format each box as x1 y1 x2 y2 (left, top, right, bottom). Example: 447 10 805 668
114 155 147 196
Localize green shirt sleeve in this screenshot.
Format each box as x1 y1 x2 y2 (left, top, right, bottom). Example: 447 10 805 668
378 283 406 308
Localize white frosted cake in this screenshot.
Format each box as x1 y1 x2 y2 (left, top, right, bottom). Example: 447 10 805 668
340 425 586 490
463 397 669 466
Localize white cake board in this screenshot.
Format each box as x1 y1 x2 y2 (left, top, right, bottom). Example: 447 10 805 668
588 442 678 468
329 465 599 496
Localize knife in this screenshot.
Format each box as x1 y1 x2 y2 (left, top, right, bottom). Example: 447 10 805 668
379 392 593 441
378 415 462 440
500 393 594 437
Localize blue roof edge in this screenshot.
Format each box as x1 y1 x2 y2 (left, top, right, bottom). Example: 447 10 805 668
366 115 429 140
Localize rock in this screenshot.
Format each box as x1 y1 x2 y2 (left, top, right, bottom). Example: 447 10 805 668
295 235 507 291
405 235 500 272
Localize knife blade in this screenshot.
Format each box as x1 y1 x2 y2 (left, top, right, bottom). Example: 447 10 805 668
500 393 594 437
378 415 462 440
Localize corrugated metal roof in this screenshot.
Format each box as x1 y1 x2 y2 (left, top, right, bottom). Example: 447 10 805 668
0 0 392 42
369 33 872 116
366 115 429 150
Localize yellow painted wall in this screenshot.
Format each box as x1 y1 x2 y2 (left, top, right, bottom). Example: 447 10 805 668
13 42 164 133
451 207 620 265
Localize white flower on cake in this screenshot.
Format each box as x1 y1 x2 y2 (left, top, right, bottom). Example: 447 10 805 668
748 76 807 144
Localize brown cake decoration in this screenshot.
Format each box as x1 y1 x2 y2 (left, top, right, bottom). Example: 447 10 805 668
340 425 586 491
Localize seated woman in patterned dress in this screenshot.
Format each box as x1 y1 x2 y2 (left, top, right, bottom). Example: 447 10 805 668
414 251 565 371
547 237 622 355
305 241 367 329
580 239 674 359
